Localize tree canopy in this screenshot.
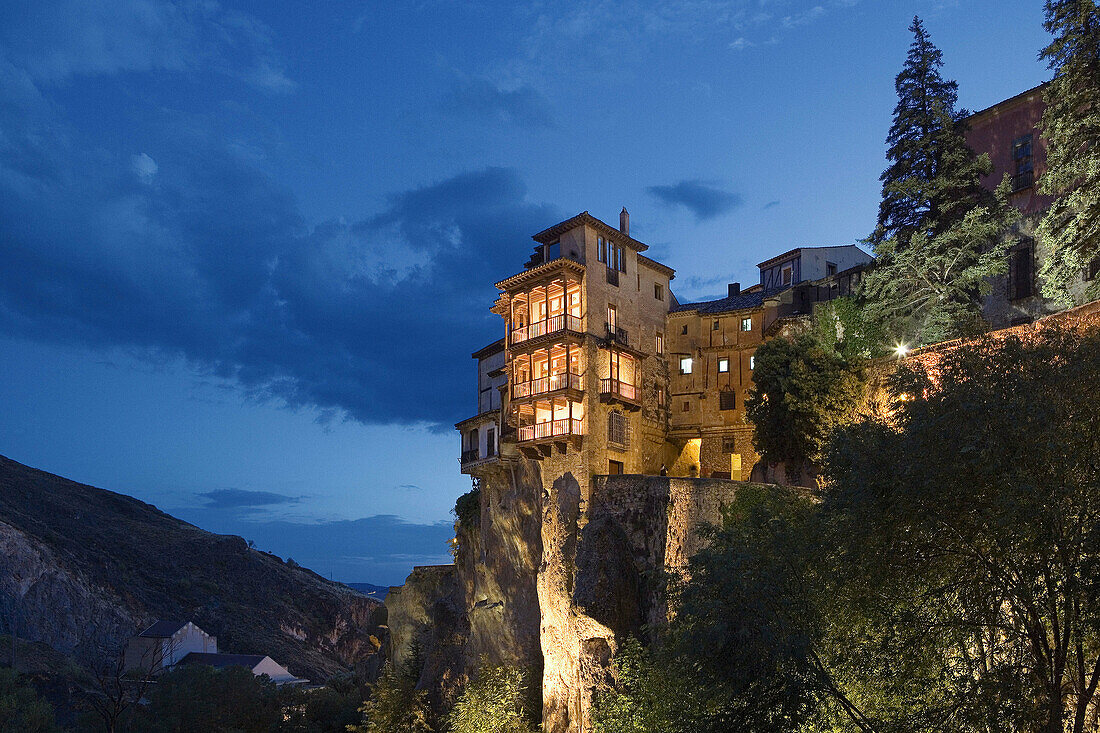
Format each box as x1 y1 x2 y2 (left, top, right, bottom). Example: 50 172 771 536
1037 0 1100 304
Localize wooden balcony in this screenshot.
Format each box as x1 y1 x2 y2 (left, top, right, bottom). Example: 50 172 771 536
516 418 584 458
459 445 499 473
512 372 584 400
511 314 583 346
599 378 641 410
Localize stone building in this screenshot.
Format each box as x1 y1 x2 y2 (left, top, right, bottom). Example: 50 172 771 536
965 83 1099 327
429 210 867 731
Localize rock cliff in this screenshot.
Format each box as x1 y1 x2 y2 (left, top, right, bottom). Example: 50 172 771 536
0 455 385 682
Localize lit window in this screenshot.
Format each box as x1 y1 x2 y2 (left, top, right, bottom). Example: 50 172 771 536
679 357 693 374
718 358 729 373
607 304 617 331
740 317 752 331
655 332 664 355
750 355 755 370
654 283 664 300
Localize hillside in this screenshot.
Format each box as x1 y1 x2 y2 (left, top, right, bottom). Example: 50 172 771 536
0 455 385 682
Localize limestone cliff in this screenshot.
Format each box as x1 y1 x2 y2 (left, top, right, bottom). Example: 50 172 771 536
0 455 385 682
389 459 755 733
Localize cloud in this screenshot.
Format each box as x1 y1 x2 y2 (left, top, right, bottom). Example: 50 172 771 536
0 56 559 428
447 77 555 128
647 180 743 221
782 5 827 28
0 0 294 92
199 488 302 509
762 199 781 210
131 153 158 183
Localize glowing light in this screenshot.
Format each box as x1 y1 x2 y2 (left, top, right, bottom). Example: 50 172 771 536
894 343 910 357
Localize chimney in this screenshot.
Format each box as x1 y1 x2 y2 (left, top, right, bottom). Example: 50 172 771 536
728 282 740 298
619 207 630 236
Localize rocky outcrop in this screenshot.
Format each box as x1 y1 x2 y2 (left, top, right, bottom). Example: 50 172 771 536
390 460 755 732
0 455 384 682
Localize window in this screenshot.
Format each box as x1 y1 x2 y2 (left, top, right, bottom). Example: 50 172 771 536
654 282 664 300
750 355 755 370
607 304 617 331
657 387 666 406
1012 134 1034 191
826 262 837 277
681 324 688 335
712 319 720 331
718 358 729 373
740 316 752 331
608 459 624 475
608 411 627 446
486 427 496 457
721 436 737 453
1010 240 1035 300
597 236 607 264
719 390 735 411
1085 256 1100 281
782 265 793 285
679 356 693 374
682 401 691 412
546 241 560 260
655 331 664 355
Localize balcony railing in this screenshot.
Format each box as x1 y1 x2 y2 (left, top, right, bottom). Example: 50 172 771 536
600 378 637 402
512 372 584 398
517 418 585 442
460 448 480 464
1012 169 1034 192
511 314 583 345
605 324 629 346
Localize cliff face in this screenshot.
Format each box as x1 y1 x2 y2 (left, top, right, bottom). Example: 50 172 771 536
390 461 754 732
0 455 384 682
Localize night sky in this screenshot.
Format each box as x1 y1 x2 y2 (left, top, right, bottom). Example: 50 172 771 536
0 1 1050 585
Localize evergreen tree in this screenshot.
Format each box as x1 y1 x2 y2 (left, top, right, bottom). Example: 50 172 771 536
1037 0 1100 304
863 17 1015 346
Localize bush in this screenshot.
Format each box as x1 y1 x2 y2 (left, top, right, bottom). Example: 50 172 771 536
0 668 60 733
453 487 480 530
447 661 538 733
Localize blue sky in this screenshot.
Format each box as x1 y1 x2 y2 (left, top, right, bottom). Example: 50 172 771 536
0 0 1050 585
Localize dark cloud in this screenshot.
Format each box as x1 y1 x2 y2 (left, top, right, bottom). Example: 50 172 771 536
199 488 301 509
0 58 560 428
646 180 743 220
446 77 555 128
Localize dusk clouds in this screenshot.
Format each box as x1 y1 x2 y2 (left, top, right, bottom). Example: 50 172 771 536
647 180 743 220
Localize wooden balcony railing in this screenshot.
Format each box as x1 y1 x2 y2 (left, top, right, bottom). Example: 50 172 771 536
605 324 629 346
511 314 583 345
512 373 584 399
460 448 480 464
517 418 584 442
600 378 637 402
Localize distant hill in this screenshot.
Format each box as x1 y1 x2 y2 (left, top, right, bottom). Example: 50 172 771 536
346 583 389 601
0 455 386 682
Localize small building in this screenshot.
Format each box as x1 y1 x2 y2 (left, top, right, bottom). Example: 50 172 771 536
756 245 873 291
123 620 217 674
177 652 308 686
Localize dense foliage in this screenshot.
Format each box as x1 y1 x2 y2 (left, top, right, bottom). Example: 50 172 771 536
744 334 867 476
454 486 481 531
447 662 539 733
595 329 1100 733
0 668 60 733
861 17 1015 345
1037 0 1100 303
349 664 433 733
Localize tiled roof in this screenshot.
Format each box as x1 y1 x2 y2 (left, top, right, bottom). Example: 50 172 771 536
670 289 766 315
138 620 188 638
179 652 267 670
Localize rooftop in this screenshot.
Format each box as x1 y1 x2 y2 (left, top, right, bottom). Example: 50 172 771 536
670 289 766 315
756 244 868 270
531 211 649 252
138 620 189 638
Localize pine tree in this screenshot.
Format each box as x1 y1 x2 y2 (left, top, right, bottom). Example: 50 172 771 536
1037 0 1100 305
862 17 1015 346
